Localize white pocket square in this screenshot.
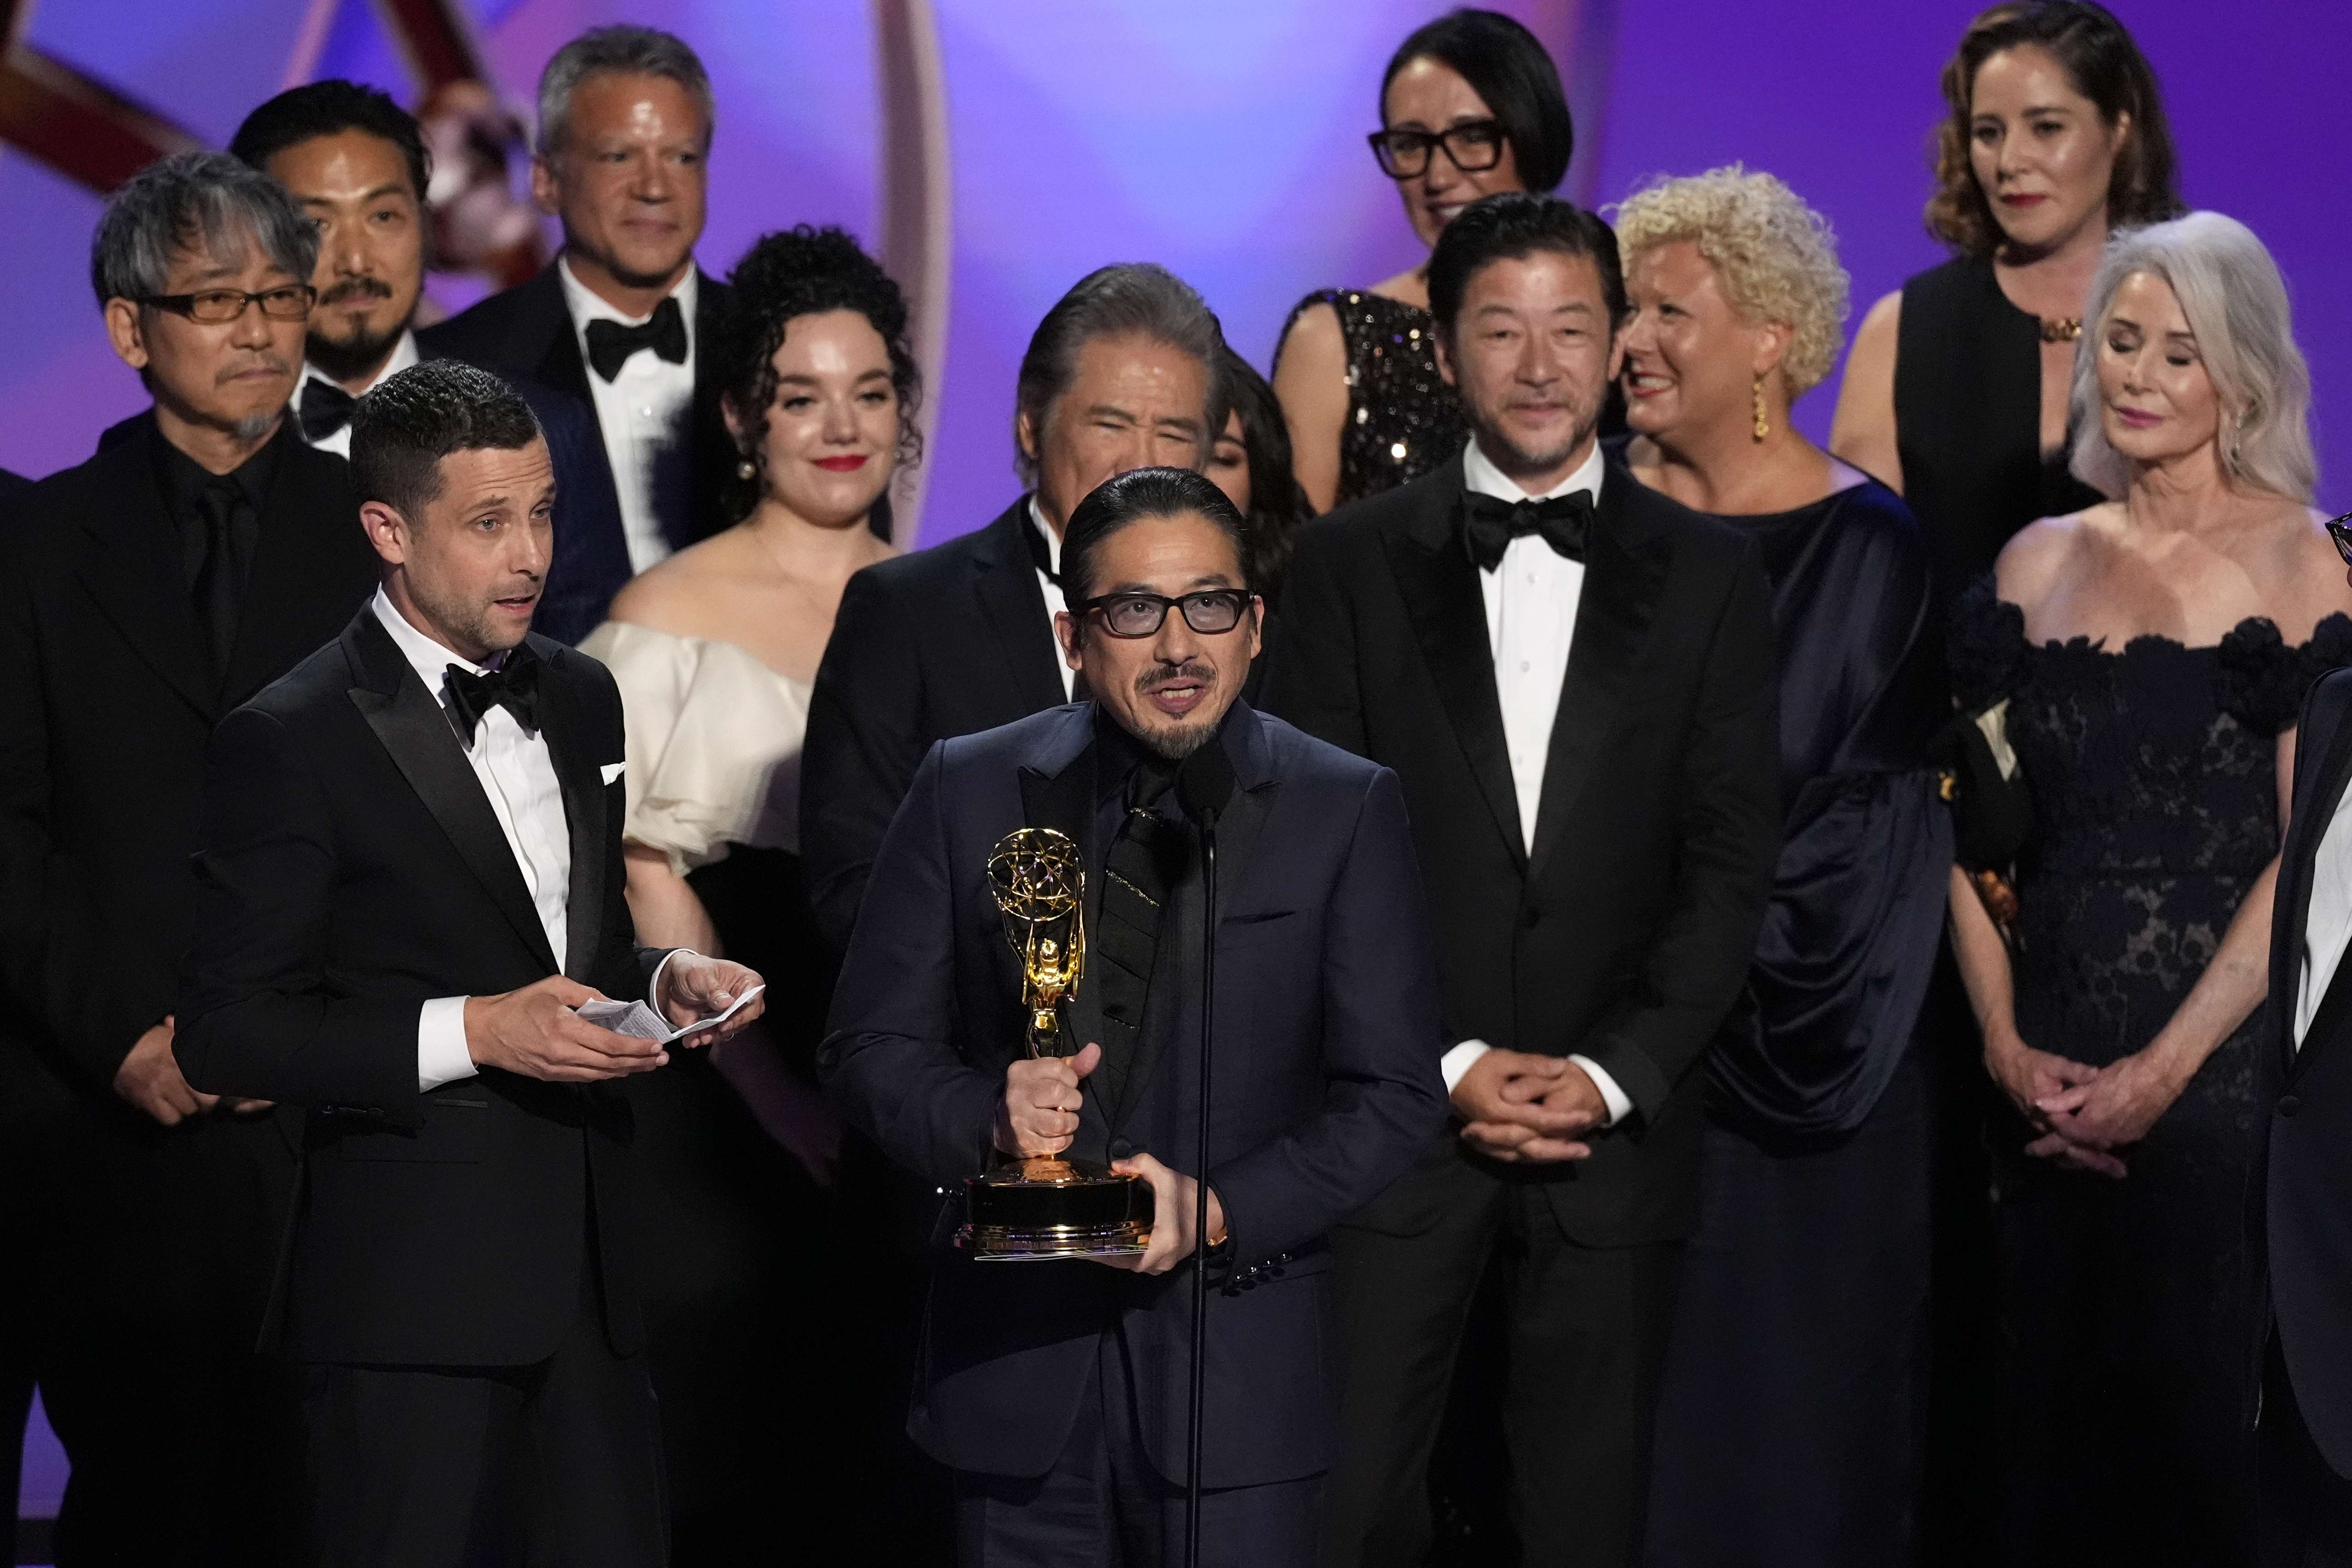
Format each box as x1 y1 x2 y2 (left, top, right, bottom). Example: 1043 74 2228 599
601 761 626 785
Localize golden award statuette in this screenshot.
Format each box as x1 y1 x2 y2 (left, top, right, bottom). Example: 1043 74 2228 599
961 827 1151 1260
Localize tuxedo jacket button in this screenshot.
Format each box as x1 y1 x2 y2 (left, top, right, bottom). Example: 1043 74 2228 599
2279 1095 2303 1118
1109 1137 1134 1160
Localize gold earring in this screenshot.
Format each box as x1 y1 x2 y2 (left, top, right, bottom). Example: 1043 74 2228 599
736 457 756 482
1752 375 1770 442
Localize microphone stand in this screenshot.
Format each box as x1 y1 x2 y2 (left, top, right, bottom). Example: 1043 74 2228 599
1176 740 1234 1568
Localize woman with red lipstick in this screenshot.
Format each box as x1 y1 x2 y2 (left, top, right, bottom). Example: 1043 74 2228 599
1608 167 1949 1567
1946 212 2342 1566
1830 0 2181 604
577 225 917 1559
1272 8 1572 514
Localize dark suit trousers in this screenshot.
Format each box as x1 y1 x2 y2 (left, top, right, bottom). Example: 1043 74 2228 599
1322 1143 1683 1568
304 1272 664 1568
2263 1340 2352 1568
954 1330 1321 1568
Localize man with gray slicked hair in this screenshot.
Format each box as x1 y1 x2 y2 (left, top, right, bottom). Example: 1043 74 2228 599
421 23 736 566
0 147 377 1566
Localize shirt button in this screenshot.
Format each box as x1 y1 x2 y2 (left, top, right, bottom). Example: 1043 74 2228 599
1525 573 1538 585
1519 660 1531 673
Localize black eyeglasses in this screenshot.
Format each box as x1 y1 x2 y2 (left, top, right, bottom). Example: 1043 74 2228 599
2326 510 2352 567
1075 588 1256 640
1367 119 1505 179
140 285 316 323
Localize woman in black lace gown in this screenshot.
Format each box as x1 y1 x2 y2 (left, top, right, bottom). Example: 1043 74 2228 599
1271 9 1570 512
1948 213 2342 1566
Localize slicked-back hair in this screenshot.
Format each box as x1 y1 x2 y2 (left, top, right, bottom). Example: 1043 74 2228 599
1062 467 1252 608
351 360 544 527
1384 8 1575 194
537 24 714 157
1012 264 1228 489
1427 190 1626 338
89 149 319 309
231 79 430 205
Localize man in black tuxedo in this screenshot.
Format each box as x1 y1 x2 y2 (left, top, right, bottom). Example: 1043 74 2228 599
0 151 378 1565
823 466 1446 1565
173 359 763 1568
232 80 631 646
419 25 733 570
1262 192 1782 1567
802 261 1228 953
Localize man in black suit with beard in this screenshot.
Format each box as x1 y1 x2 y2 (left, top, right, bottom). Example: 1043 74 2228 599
1262 192 1782 1567
0 150 378 1567
174 359 764 1568
420 25 734 568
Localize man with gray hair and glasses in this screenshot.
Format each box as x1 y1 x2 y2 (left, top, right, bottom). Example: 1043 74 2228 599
422 23 735 568
0 148 376 1566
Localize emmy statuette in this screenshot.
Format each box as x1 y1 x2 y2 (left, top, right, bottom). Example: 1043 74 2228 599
960 827 1151 1260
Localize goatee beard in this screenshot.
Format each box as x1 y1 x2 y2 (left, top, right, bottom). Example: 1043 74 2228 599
306 312 412 386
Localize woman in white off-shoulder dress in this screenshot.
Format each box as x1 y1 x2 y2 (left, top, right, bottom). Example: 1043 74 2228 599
578 226 918 1560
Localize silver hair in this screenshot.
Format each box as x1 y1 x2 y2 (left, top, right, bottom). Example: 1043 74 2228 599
1011 263 1228 487
536 25 714 157
88 149 318 308
2069 211 2317 504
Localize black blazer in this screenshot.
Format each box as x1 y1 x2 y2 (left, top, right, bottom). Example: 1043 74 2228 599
500 374 632 647
0 467 29 503
820 701 1446 1484
2260 667 2352 1473
801 495 1069 952
174 607 670 1366
1261 455 1782 1246
418 262 735 559
0 414 375 1094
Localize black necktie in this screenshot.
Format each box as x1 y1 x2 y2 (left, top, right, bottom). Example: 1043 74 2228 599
444 651 541 744
298 378 357 443
1461 489 1595 572
1091 754 1183 1118
189 478 244 677
583 296 688 383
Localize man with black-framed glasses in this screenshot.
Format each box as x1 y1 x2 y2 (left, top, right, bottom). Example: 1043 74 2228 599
0 149 377 1566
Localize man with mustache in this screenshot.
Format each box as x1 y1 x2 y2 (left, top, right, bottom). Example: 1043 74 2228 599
0 150 377 1565
232 81 632 645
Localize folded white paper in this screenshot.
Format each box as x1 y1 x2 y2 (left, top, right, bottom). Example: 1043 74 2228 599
576 983 765 1045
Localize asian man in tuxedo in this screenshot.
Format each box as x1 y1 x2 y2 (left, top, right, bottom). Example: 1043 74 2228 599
0 150 378 1567
418 25 734 568
1262 192 1782 1567
173 359 763 1568
232 79 632 645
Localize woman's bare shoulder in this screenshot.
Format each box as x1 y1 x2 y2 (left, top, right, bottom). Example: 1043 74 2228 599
605 533 747 634
1993 506 2103 606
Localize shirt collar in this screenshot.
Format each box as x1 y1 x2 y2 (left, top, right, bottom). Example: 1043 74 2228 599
558 254 699 332
1026 495 1064 579
153 418 285 517
1461 434 1605 508
370 585 498 696
304 329 418 401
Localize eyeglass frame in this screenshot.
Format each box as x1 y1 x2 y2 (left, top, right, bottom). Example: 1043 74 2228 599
138 284 317 323
1366 118 1507 180
2325 510 2352 567
1071 587 1259 640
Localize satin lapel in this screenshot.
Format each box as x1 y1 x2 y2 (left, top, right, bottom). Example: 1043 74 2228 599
345 617 559 972
1528 477 1673 880
1384 511 1524 866
533 651 607 981
2284 702 2352 1079
72 420 216 719
973 502 1069 716
518 270 596 409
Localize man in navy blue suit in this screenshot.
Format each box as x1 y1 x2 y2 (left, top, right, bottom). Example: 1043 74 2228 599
821 466 1447 1565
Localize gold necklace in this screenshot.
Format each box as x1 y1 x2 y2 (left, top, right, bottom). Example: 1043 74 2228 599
2040 316 2083 343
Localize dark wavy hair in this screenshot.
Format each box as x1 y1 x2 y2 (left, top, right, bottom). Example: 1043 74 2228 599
1384 9 1574 194
1219 348 1309 602
1926 1 2182 259
714 226 921 525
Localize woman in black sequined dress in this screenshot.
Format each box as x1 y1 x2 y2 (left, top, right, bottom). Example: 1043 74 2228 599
1271 9 1571 512
1947 214 2342 1567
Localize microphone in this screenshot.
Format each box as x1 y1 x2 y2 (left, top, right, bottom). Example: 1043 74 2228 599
1176 738 1235 826
1176 732 1233 1568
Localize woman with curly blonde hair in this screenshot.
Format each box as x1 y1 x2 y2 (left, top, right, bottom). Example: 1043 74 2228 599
1613 167 1952 1566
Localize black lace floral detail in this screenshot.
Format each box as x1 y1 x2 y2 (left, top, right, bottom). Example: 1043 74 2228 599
2215 611 2352 734
1948 575 2030 711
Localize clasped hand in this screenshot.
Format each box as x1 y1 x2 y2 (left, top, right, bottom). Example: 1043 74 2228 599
1453 1048 1602 1163
465 954 765 1084
1986 1032 2185 1180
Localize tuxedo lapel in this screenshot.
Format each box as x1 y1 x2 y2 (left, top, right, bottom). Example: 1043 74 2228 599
71 417 218 720
1384 476 1523 866
973 501 1070 717
532 646 608 981
343 613 559 972
2284 698 2352 1079
508 269 594 409
1528 469 1673 879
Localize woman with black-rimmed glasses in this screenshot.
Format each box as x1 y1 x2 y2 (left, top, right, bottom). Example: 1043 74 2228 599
1271 8 1573 514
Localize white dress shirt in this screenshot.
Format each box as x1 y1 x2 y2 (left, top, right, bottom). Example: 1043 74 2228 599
2296 777 2352 1048
1436 438 1633 1128
559 256 698 575
1029 496 1077 700
300 330 419 459
371 589 573 1090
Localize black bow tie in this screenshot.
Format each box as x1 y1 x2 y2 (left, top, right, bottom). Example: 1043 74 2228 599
299 377 358 443
1461 490 1595 572
444 651 541 744
583 296 688 383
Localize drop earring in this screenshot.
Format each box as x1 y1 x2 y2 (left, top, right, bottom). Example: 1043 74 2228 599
737 457 757 482
1752 375 1770 442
